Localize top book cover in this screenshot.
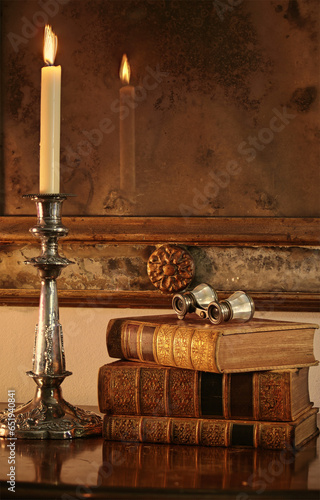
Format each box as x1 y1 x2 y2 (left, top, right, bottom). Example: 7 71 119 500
106 315 319 373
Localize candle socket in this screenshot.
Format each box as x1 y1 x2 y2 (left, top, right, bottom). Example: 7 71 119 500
0 194 102 439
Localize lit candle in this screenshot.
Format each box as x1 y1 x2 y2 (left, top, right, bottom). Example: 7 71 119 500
39 25 61 194
119 54 135 193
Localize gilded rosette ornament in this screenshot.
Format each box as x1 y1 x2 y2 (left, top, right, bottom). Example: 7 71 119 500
147 244 195 293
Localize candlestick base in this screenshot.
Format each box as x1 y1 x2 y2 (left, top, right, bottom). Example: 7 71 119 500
0 376 102 439
0 193 102 439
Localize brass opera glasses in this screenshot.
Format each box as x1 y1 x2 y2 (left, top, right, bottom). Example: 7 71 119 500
172 284 255 325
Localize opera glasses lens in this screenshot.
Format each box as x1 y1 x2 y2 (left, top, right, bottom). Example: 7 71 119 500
175 298 185 312
207 291 255 325
172 283 218 320
172 294 192 319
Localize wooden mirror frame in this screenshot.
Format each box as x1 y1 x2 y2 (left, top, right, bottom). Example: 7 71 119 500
1 2 319 313
0 215 319 311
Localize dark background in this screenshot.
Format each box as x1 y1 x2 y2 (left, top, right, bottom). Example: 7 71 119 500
1 0 319 216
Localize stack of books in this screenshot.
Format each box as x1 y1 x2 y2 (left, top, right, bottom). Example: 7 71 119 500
98 315 319 449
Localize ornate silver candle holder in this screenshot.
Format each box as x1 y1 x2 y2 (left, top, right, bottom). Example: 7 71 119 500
0 194 102 439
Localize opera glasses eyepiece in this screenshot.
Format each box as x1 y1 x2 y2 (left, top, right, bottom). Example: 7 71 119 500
207 291 255 325
172 294 193 319
172 283 218 320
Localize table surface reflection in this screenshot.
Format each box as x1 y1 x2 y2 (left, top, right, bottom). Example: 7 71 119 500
0 410 319 500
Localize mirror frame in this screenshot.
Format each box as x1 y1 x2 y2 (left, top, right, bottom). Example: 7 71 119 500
0 215 319 311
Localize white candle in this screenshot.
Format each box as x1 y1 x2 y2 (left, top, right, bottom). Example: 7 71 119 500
39 25 61 194
119 54 135 193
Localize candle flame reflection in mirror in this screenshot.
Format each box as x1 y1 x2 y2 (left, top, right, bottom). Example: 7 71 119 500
120 54 131 85
43 25 58 66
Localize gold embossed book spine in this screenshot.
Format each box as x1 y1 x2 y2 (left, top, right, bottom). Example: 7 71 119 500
106 316 318 373
98 361 311 422
102 407 319 450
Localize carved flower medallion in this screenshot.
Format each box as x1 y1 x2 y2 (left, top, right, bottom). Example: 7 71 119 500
147 244 195 293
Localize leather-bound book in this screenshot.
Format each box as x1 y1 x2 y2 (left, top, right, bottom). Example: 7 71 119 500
98 361 312 421
102 407 319 450
106 315 318 373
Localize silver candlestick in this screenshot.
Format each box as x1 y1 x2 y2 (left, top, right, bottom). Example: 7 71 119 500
0 194 102 439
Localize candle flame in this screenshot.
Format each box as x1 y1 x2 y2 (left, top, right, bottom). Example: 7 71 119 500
43 25 58 66
120 54 131 85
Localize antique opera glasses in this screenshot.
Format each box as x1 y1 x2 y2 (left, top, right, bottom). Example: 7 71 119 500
172 284 255 325
172 284 218 320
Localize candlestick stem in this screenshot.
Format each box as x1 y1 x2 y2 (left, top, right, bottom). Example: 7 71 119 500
0 194 102 439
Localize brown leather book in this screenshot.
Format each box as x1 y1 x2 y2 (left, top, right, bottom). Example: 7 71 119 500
102 407 319 449
106 315 318 373
98 360 312 421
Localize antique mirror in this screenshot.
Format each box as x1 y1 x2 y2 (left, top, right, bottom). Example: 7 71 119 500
0 0 319 310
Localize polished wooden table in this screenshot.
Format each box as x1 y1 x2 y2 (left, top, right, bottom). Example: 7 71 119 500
0 411 319 500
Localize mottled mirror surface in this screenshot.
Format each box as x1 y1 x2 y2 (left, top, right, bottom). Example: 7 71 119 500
1 0 319 216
